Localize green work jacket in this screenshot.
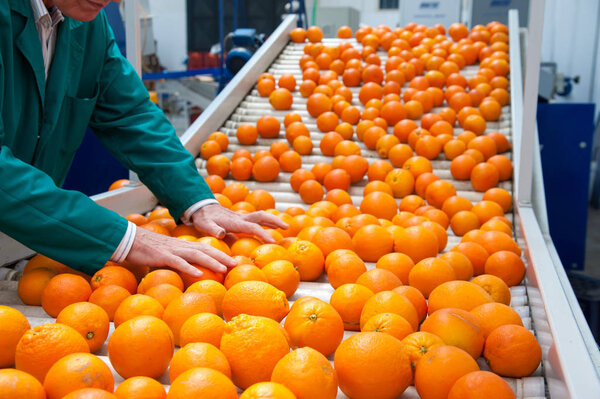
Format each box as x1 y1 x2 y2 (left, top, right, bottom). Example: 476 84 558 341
0 0 214 274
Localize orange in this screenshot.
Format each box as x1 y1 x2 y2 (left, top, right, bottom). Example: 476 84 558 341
91 266 137 294
179 312 225 348
414 172 440 198
289 169 315 192
292 135 313 155
220 314 290 389
88 285 131 321
414 345 480 399
0 368 46 399
114 376 166 399
163 292 217 346
487 154 513 181
403 155 433 178
62 388 117 398
289 27 306 42
451 210 481 236
470 302 523 338
200 140 222 160
408 257 456 298
425 180 457 208
325 188 352 205
351 225 393 262
306 93 332 117
262 260 300 297
270 141 291 159
384 168 415 198
470 162 499 191
306 26 323 42
56 302 109 353
360 291 419 331
421 308 485 359
41 274 92 318
278 151 302 173
240 382 296 399
326 253 367 289
230 237 262 258
43 353 113 399
278 74 296 91
15 323 89 382
448 370 517 399
471 230 521 256
224 265 267 289
484 325 542 377
257 78 276 96
358 82 383 105
125 213 148 225
284 298 344 356
271 347 338 399
251 244 291 268
168 368 237 399
236 124 258 145
484 250 525 286
323 168 351 191
483 187 513 212
393 225 439 263
287 240 324 281
334 332 412 399
361 312 413 340
108 316 173 379
17 267 57 306
427 281 493 314
113 294 164 328
0 306 30 367
169 342 230 382
299 180 324 204
230 157 253 181
221 281 288 322
109 179 129 191
269 88 293 110
451 242 490 276
311 226 353 257
376 253 414 285
400 331 445 369
207 131 229 151
330 283 375 331
137 269 184 294
439 251 474 280
360 191 398 220
252 156 280 182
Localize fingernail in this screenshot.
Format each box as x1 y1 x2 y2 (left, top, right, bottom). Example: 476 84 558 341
193 270 204 277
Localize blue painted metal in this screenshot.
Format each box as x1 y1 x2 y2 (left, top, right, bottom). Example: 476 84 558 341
104 3 126 56
142 68 222 81
537 103 595 270
218 0 226 92
62 128 129 196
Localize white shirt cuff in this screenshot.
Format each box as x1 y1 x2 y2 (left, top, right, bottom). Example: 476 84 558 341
181 199 219 225
110 221 136 263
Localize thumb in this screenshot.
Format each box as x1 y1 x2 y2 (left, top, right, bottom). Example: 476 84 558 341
195 219 226 239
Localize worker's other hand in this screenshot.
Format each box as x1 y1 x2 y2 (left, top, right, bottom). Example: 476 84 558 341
191 203 289 244
125 226 237 277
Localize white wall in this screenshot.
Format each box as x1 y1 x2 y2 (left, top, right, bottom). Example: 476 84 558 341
540 0 600 106
148 0 188 71
306 0 401 28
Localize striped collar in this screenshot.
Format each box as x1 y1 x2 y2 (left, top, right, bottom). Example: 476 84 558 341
30 0 64 29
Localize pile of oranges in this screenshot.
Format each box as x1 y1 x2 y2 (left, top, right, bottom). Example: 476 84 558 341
0 22 540 399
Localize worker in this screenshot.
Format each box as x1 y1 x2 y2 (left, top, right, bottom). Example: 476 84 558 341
0 0 287 277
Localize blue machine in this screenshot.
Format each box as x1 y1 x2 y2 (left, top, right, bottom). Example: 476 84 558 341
225 28 265 76
537 103 595 270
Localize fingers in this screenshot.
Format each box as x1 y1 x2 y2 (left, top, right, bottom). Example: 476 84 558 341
195 218 226 239
177 248 229 274
164 254 204 277
244 211 289 229
195 242 238 268
237 220 276 243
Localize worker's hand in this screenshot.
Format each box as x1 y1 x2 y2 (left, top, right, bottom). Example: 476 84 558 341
125 226 237 277
191 203 288 243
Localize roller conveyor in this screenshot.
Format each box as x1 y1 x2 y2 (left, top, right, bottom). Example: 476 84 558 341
0 10 599 399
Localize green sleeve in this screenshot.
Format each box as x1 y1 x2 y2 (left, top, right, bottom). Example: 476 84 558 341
89 14 214 221
0 146 128 275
